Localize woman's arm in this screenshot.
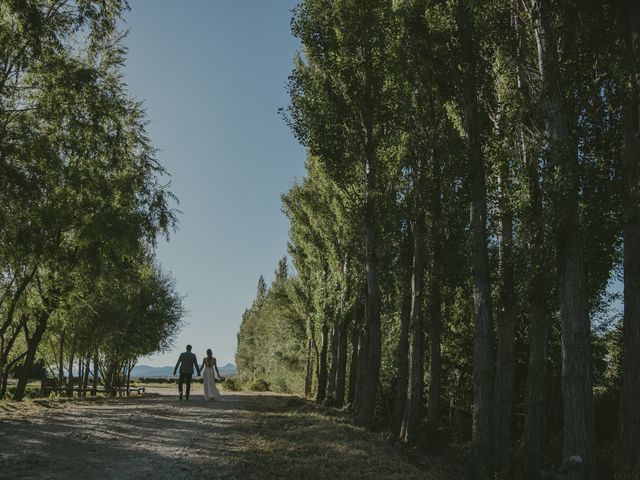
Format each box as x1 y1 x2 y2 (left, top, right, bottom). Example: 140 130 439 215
213 358 221 378
200 360 205 373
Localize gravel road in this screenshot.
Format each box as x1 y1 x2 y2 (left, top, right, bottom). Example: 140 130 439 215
1 388 259 480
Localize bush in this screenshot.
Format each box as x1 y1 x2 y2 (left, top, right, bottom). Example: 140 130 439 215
222 377 241 391
271 377 290 393
250 379 270 392
134 377 176 384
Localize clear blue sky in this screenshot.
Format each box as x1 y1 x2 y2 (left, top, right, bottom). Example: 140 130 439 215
122 1 305 367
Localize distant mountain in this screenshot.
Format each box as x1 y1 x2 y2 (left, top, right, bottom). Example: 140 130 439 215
131 363 236 378
218 363 236 374
131 365 173 378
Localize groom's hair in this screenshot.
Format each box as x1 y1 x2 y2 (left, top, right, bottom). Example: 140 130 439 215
186 344 192 351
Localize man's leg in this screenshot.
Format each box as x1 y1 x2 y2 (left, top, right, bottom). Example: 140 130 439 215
178 374 185 401
185 374 192 400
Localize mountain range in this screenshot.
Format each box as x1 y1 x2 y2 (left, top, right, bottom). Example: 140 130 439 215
131 363 236 378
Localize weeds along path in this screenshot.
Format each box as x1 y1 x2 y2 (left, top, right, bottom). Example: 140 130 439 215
0 391 460 480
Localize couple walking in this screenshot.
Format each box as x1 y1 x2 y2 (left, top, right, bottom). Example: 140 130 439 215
173 345 223 401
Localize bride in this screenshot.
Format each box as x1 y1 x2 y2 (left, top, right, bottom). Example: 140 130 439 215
200 349 222 401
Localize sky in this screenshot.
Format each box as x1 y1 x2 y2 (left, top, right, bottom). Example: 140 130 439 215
122 1 306 367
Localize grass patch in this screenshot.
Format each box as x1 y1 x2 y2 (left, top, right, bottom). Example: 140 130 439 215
237 395 462 480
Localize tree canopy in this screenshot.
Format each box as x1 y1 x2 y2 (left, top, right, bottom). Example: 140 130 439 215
236 1 638 479
0 0 184 401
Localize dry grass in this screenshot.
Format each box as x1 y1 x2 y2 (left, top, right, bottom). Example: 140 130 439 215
236 395 463 480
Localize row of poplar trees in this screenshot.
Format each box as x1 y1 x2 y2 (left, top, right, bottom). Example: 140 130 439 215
0 1 183 401
236 0 639 479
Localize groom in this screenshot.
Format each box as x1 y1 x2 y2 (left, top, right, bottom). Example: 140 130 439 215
173 344 201 401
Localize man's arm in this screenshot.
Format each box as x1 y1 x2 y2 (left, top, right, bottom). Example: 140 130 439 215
173 354 181 376
195 355 201 376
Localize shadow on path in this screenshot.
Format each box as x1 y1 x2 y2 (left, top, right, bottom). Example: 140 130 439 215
0 393 460 480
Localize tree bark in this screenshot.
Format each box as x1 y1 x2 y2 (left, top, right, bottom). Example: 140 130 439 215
334 316 348 407
532 1 595 478
400 209 426 444
82 356 90 397
458 2 495 476
347 327 359 406
316 320 329 403
91 350 99 396
355 144 382 427
58 328 65 387
66 347 75 397
304 337 314 398
616 2 640 478
126 360 135 397
494 150 516 476
13 311 49 401
522 129 550 480
353 323 366 413
0 266 37 339
0 315 26 397
393 230 413 436
513 6 549 476
326 324 339 404
427 155 443 432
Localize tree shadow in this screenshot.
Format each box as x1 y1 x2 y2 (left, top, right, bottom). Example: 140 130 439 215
0 393 460 480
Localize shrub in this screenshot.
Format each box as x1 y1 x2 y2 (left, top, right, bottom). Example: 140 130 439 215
221 377 241 391
250 379 270 392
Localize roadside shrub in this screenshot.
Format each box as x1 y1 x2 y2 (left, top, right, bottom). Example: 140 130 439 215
250 379 270 392
134 377 176 384
271 377 290 393
221 377 241 391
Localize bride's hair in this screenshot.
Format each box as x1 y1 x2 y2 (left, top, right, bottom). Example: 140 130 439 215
206 349 212 357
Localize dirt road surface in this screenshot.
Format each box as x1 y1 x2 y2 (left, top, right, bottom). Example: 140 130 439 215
0 387 460 480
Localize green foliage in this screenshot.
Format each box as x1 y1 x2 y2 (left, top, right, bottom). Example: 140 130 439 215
236 259 308 395
0 0 184 400
239 0 627 475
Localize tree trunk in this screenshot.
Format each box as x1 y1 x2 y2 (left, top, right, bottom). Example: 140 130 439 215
316 320 329 403
326 324 339 404
494 151 516 476
532 1 595 478
304 337 314 398
335 316 348 407
58 328 65 387
427 156 443 433
82 356 90 397
0 266 37 339
347 328 359 406
353 324 366 413
513 6 549 476
355 173 382 427
14 312 49 401
400 210 426 444
66 348 75 397
0 315 26 397
77 358 83 396
458 2 495 476
0 335 3 398
616 2 640 478
91 349 99 396
1 351 26 398
522 134 549 480
126 360 134 397
393 230 412 436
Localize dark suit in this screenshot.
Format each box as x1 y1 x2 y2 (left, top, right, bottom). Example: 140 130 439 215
174 351 200 399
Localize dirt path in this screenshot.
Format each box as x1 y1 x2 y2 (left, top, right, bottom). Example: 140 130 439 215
0 388 461 480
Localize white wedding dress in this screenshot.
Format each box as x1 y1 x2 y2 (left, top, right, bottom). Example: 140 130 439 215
202 358 221 401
